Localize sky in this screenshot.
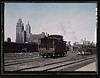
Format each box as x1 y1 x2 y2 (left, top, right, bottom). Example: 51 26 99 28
4 3 97 44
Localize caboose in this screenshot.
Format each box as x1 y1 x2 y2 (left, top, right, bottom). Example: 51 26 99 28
39 35 67 58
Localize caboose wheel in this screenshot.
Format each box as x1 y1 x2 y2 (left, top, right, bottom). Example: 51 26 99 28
46 55 48 58
50 54 53 57
42 55 45 58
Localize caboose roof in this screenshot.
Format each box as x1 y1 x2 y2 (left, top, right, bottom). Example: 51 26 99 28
48 35 63 38
40 35 63 40
40 37 57 40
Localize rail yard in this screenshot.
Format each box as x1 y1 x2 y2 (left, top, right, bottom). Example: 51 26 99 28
4 51 97 72
3 35 97 72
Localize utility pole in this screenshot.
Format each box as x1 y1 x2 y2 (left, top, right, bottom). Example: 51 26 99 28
38 39 40 56
53 35 54 51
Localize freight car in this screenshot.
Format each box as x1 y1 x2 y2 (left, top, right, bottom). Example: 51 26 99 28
77 44 96 55
4 42 38 53
39 35 67 58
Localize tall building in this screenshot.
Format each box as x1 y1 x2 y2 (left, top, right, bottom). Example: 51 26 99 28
29 32 45 44
26 21 31 42
24 31 26 43
16 18 25 43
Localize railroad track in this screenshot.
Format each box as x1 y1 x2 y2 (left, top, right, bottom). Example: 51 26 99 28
4 56 36 61
4 54 74 66
5 53 94 66
4 52 39 60
4 56 41 66
4 54 89 66
14 56 96 71
47 58 95 71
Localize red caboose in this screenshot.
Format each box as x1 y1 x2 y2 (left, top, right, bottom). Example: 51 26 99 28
39 35 67 58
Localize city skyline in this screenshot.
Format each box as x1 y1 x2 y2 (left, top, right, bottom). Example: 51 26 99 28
4 3 97 44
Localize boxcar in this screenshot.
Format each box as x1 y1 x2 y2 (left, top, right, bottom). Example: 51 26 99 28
4 42 38 53
39 35 67 58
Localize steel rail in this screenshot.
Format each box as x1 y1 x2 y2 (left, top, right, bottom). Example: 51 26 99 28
14 56 95 71
5 57 41 66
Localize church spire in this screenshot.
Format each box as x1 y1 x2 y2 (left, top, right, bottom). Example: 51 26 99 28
26 21 30 25
26 21 31 42
18 18 22 23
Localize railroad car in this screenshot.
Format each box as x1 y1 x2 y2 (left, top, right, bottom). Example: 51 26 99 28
4 42 38 53
77 45 96 55
39 35 67 58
